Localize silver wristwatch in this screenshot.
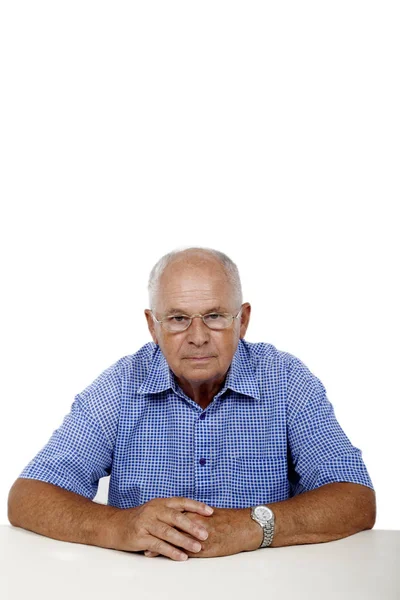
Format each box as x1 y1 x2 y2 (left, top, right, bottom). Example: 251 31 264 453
251 505 275 548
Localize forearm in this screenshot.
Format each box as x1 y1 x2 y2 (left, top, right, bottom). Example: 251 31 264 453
267 482 376 547
146 482 376 560
8 478 121 549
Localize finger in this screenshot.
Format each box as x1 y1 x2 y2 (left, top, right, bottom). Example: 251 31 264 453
144 551 159 558
166 497 214 516
145 536 189 562
151 520 204 554
170 510 209 542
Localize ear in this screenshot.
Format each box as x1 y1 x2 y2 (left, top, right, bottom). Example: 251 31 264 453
239 303 251 339
145 309 159 344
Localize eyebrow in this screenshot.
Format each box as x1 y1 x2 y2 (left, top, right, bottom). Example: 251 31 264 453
164 306 225 316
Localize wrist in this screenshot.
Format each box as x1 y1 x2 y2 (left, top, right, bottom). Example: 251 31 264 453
244 508 264 551
98 504 126 550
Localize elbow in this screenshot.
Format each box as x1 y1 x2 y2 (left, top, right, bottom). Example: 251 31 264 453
7 478 28 528
8 483 20 527
340 483 376 534
368 506 376 530
362 487 376 531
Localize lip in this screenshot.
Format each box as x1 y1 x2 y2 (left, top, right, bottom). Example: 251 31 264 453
185 356 215 361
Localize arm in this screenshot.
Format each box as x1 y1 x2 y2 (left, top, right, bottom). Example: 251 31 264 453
8 478 213 561
266 358 376 547
267 481 376 547
8 478 121 548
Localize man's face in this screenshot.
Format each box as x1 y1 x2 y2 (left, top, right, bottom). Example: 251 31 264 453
145 257 251 392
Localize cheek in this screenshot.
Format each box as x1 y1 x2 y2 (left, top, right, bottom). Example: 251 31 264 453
216 332 238 358
159 332 185 359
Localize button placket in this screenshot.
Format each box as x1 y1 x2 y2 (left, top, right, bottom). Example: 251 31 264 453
193 407 211 500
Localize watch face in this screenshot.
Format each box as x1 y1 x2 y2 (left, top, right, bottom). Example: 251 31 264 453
255 506 273 523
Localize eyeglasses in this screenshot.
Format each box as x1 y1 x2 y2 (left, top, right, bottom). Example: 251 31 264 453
151 308 243 333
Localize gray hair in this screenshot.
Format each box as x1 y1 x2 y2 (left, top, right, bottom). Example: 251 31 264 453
148 247 243 310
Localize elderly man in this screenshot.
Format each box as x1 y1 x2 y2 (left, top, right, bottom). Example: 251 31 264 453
8 248 376 561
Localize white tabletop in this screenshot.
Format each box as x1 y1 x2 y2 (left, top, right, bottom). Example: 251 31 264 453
1 525 399 600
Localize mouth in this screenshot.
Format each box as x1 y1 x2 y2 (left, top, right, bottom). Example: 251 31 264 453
184 356 215 361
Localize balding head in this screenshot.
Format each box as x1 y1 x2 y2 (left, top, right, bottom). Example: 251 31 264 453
148 247 242 311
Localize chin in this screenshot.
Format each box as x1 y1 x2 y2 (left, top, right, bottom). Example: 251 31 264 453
183 367 217 381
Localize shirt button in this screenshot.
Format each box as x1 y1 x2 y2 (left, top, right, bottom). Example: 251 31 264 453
199 458 207 466
200 412 206 420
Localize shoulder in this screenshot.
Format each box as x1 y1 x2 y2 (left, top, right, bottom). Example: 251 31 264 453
243 341 328 419
77 342 158 412
114 341 159 390
73 342 158 445
238 338 299 372
238 340 324 408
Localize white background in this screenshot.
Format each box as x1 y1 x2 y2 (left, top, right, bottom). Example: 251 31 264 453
0 2 399 528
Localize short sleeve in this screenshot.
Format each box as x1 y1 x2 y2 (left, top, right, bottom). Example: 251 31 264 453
19 360 122 500
286 357 374 496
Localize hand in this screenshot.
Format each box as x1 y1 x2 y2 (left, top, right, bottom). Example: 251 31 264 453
109 497 213 561
145 507 263 559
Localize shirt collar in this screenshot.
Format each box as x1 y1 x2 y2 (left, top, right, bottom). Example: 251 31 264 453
137 346 172 394
137 340 260 400
218 340 260 400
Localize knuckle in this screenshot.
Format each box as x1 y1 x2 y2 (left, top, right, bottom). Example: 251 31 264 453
151 539 164 554
174 511 186 524
144 499 158 513
137 524 151 539
173 514 190 532
158 523 171 538
166 496 181 505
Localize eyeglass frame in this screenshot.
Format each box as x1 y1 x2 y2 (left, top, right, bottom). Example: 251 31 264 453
150 306 243 332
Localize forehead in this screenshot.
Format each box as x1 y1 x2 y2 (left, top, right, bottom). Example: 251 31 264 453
155 258 235 313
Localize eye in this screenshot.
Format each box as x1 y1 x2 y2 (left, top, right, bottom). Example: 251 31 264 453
205 313 223 320
169 315 189 323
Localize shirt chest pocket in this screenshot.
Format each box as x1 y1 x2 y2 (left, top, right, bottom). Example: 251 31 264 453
231 454 289 505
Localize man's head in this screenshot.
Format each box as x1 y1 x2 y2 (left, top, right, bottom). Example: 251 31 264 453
145 248 251 398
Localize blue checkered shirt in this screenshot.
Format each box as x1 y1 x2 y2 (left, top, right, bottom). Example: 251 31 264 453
20 340 374 508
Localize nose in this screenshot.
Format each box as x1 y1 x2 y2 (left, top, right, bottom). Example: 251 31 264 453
186 316 210 346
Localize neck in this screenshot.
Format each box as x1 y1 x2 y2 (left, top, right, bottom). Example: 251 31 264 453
176 376 226 410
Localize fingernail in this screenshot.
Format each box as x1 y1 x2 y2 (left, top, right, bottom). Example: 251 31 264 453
199 529 208 540
205 506 213 514
178 552 188 561
193 542 202 552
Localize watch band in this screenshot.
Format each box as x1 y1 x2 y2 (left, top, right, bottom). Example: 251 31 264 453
260 519 274 548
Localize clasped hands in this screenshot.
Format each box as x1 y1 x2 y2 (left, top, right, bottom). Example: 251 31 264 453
111 497 263 561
